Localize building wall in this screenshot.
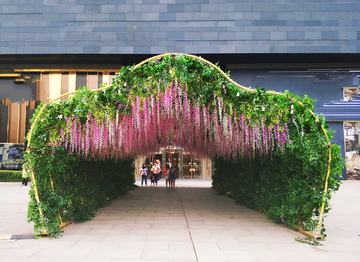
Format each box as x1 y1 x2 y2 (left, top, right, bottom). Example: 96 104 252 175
36 71 117 102
229 68 358 113
0 98 35 144
0 0 359 55
230 68 360 179
0 0 359 177
0 71 116 143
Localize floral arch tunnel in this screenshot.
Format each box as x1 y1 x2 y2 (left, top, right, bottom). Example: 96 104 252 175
25 54 342 239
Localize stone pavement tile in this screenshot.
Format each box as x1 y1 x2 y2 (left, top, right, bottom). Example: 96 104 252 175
62 226 91 234
187 229 211 236
325 234 360 245
112 260 166 262
167 261 198 262
169 219 187 224
151 224 188 229
119 241 168 250
197 261 228 262
249 230 297 237
71 223 115 229
147 235 191 242
217 242 271 251
183 215 205 220
86 228 130 235
187 220 205 225
101 235 147 242
315 243 360 252
116 224 151 229
229 220 275 226
203 220 240 225
109 219 137 224
246 251 305 262
234 235 297 244
133 219 171 225
85 249 142 260
265 242 319 252
129 229 189 236
0 186 34 235
255 224 293 231
188 225 226 230
31 248 92 259
209 229 253 236
169 241 193 250
55 233 106 241
141 249 196 260
0 239 34 249
20 239 77 249
193 242 220 251
196 249 254 261
151 217 186 221
191 235 238 243
95 211 124 216
69 240 121 250
246 226 302 238
54 259 110 262
0 247 42 258
223 225 260 231
127 229 169 235
1 259 56 262
250 250 359 262
1 181 360 261
169 213 186 218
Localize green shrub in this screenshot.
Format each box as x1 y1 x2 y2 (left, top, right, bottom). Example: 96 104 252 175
213 119 343 238
0 170 22 182
25 145 135 238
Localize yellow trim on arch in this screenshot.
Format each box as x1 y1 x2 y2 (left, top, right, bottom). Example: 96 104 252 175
27 53 331 239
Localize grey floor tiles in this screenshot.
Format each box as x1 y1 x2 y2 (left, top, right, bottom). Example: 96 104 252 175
0 180 359 261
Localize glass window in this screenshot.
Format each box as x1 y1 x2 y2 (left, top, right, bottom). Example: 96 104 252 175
343 87 359 101
183 154 202 179
345 121 360 180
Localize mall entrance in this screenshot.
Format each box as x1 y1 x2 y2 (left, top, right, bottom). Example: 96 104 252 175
136 146 212 180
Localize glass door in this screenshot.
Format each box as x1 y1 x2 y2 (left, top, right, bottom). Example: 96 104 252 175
165 149 182 178
182 154 202 179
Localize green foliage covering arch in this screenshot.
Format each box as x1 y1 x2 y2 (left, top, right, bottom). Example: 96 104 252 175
25 53 342 239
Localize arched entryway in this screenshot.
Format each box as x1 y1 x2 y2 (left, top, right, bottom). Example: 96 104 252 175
24 53 342 239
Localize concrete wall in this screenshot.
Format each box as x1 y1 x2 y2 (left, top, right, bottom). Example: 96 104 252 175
0 0 359 55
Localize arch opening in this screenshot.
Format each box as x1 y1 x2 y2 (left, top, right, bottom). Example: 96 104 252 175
25 54 342 239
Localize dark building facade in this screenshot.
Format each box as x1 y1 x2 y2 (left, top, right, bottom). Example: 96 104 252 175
1 0 359 178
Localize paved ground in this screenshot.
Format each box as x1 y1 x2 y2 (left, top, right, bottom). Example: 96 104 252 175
0 180 359 262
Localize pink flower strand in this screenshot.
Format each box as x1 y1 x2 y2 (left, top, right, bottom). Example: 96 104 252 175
51 79 291 161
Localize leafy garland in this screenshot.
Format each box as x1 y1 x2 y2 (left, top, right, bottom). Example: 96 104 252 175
24 54 342 238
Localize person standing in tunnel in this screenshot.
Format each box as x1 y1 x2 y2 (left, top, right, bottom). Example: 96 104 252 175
164 162 171 188
152 160 161 186
169 164 178 190
140 164 148 186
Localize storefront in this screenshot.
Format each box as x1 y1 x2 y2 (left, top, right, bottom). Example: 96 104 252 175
345 121 360 180
135 146 212 180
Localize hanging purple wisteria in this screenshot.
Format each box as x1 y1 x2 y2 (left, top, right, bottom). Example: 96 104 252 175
50 79 290 161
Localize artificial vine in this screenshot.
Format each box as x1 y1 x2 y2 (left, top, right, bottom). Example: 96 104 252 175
24 54 342 238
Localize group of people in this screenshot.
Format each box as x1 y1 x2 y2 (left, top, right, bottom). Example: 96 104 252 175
140 160 177 190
